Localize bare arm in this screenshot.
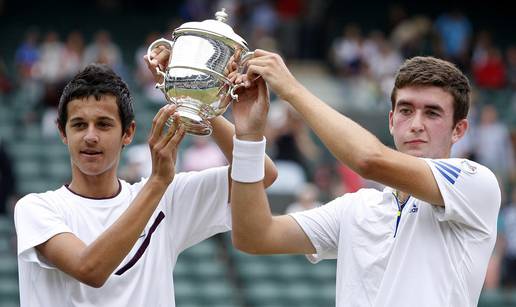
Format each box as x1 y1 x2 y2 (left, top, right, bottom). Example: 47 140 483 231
230 76 315 255
246 50 443 206
36 106 186 287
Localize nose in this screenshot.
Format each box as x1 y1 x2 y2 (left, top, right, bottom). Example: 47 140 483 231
409 111 425 133
83 125 99 144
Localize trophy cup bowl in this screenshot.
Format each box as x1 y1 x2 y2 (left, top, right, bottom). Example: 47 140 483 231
147 8 253 135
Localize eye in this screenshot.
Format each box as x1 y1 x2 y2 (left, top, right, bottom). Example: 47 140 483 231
399 108 411 115
98 121 114 129
427 110 440 118
72 122 86 129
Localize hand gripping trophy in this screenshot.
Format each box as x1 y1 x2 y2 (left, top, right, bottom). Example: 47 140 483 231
147 8 254 135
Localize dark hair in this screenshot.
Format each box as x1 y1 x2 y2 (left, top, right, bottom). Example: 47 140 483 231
390 56 471 126
57 63 134 134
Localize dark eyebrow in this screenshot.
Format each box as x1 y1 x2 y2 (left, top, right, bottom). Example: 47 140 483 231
395 100 413 108
396 100 445 113
69 116 116 123
425 104 445 113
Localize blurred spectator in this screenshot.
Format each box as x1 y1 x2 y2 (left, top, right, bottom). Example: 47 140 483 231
265 101 321 194
363 31 403 102
336 164 365 194
474 104 515 181
285 182 322 214
179 0 212 21
83 30 125 76
330 23 366 77
433 9 472 70
266 101 320 179
248 0 279 52
0 55 13 95
134 31 163 104
0 139 15 215
500 188 516 288
472 45 506 89
390 15 432 59
181 137 227 172
33 31 65 83
119 143 152 184
14 28 40 82
276 0 303 58
505 45 516 89
61 31 85 80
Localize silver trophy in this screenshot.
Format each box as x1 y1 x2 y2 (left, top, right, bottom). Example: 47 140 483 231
147 8 253 135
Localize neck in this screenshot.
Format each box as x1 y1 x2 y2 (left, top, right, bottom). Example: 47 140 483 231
395 190 410 205
69 168 121 199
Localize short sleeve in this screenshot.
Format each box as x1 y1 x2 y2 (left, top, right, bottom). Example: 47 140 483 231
290 194 355 263
424 158 501 235
165 166 230 252
14 194 72 269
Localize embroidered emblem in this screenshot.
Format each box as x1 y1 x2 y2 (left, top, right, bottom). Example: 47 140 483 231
461 160 477 174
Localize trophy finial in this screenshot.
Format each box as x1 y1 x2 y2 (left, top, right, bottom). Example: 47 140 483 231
215 8 228 23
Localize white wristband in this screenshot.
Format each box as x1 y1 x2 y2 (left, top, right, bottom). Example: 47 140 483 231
231 136 266 183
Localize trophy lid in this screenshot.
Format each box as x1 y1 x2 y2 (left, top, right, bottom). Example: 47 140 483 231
174 8 248 49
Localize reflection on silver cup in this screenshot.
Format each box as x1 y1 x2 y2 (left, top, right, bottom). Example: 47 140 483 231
147 8 253 135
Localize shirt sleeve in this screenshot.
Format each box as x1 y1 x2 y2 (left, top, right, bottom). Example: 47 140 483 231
165 166 230 252
424 158 501 235
14 193 72 269
290 193 355 263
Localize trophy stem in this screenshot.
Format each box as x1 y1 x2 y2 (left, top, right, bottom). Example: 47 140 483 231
176 104 213 136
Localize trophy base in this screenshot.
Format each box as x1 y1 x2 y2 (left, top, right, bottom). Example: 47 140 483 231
176 106 213 136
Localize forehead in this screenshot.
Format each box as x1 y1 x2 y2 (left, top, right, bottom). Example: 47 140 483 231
67 95 120 121
394 86 454 112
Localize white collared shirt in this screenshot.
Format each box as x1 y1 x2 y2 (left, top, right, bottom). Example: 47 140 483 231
291 158 500 307
15 166 230 307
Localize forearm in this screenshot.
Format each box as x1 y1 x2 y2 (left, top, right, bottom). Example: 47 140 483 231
231 182 274 252
285 84 385 176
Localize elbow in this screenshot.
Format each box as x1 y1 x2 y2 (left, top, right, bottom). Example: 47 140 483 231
232 233 264 255
77 264 108 288
354 146 386 180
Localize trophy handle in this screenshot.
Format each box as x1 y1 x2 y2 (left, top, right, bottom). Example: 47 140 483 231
147 38 174 91
230 51 256 101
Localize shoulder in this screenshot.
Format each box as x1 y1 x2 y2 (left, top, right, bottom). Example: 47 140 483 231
424 158 498 189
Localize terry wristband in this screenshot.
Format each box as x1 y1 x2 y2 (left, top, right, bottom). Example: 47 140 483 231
231 136 266 183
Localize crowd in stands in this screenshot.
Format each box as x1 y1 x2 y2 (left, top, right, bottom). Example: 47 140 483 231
0 0 514 295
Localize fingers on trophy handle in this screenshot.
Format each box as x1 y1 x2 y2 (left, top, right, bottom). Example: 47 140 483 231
147 38 174 90
229 51 256 101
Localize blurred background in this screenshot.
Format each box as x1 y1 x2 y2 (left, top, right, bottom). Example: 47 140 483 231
0 0 514 306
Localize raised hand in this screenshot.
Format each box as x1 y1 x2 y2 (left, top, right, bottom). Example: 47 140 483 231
144 45 171 84
147 104 186 186
245 49 301 101
230 72 270 141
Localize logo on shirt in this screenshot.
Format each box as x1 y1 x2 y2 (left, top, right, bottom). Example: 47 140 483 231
460 160 477 174
409 203 418 214
431 160 461 185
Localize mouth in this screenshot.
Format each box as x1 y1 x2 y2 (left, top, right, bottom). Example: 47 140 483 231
404 140 427 145
80 149 103 156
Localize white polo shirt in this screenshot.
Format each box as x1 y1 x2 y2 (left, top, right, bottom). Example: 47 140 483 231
291 158 500 307
14 166 230 307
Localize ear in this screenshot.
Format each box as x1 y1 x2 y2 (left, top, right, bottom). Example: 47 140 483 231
58 124 68 145
388 110 394 135
122 121 136 146
451 118 468 144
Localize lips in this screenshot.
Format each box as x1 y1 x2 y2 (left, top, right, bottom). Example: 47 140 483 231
80 149 102 155
405 140 427 145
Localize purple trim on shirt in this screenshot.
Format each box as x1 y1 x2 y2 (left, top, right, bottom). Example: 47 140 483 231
115 211 165 276
65 180 122 200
